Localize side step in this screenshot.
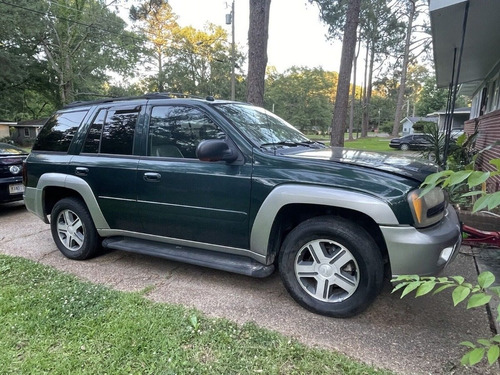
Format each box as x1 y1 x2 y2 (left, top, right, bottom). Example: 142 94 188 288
102 237 275 278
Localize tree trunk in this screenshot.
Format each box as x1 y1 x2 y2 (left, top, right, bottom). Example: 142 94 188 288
330 0 361 147
348 39 361 141
247 0 271 107
158 50 164 92
392 0 415 137
362 43 375 137
361 45 369 137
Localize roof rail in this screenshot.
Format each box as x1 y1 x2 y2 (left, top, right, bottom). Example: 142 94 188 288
63 92 211 109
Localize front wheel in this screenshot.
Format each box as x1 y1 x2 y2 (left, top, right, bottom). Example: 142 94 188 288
50 197 100 260
278 217 384 318
400 143 410 151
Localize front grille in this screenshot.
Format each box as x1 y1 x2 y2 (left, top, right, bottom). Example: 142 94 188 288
0 157 25 178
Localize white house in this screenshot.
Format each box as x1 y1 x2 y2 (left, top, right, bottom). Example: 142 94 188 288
400 116 438 136
0 120 16 140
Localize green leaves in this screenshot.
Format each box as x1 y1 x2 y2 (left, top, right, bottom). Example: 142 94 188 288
466 293 491 309
478 271 495 289
419 158 500 214
460 338 500 366
452 285 470 306
393 271 499 367
488 345 500 365
473 191 500 212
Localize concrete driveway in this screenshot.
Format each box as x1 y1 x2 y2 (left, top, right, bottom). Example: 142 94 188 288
0 201 497 375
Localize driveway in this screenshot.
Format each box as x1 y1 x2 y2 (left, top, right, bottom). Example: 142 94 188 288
0 201 497 375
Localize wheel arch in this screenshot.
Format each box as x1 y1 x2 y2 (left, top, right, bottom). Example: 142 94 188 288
250 185 396 273
37 173 110 230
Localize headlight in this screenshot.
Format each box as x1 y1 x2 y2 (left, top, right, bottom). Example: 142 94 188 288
408 187 446 228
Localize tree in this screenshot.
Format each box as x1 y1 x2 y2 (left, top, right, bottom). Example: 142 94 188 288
0 0 143 115
163 24 245 98
38 0 142 105
130 0 179 92
391 0 430 136
358 0 404 137
415 75 448 116
312 0 404 144
247 0 271 107
264 67 337 133
330 0 362 146
0 1 57 120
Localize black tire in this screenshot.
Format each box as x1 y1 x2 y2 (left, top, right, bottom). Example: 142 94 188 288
50 197 100 260
278 216 384 318
400 143 410 151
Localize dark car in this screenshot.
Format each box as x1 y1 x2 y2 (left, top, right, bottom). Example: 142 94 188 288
23 94 461 318
389 134 433 151
0 142 28 203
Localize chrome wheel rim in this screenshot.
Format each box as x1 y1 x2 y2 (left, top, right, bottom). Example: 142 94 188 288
294 239 359 303
56 209 85 252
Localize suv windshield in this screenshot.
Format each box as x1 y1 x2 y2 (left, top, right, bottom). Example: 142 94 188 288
215 103 313 149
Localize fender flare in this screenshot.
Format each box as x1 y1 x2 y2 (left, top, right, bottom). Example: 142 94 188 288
249 184 399 256
36 173 110 229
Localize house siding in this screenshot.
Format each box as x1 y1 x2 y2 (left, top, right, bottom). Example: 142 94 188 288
465 109 500 192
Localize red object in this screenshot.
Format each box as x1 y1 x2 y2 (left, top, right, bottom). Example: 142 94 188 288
462 224 500 248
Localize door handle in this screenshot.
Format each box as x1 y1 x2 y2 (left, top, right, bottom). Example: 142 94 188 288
75 167 89 176
143 172 161 182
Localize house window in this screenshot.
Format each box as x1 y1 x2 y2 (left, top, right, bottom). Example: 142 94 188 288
23 128 30 137
492 78 500 111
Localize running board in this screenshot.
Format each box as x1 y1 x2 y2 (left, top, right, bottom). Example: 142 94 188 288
102 237 275 278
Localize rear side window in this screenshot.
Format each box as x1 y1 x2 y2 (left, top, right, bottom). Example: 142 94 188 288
82 106 140 155
33 110 87 152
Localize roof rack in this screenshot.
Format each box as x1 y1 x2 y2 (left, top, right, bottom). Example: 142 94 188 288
64 92 216 109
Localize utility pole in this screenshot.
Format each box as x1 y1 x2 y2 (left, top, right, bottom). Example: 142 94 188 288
226 0 236 100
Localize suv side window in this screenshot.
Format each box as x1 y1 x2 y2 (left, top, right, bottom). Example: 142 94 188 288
82 106 140 155
148 106 220 159
82 109 106 153
33 110 87 152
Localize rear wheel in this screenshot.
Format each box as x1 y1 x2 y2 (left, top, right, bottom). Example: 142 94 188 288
400 143 410 151
50 197 100 260
278 216 384 318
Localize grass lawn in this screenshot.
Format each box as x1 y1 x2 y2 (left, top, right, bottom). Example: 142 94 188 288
344 137 393 152
0 255 393 375
308 134 395 152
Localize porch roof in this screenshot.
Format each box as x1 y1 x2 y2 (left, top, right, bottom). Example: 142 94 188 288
430 0 500 93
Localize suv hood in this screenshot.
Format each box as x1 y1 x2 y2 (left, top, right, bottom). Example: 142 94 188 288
286 147 439 182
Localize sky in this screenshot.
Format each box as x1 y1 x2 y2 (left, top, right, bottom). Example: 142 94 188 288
164 0 344 74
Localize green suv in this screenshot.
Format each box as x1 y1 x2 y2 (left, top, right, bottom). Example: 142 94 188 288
23 94 462 318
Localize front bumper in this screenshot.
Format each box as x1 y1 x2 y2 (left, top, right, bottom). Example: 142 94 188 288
0 176 24 203
380 205 462 276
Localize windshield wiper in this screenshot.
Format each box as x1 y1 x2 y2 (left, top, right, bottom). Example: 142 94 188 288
260 140 326 150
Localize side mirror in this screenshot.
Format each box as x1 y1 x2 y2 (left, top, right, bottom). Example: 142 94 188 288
196 139 238 163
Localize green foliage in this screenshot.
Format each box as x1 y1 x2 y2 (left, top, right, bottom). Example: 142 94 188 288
392 272 500 366
0 0 143 116
420 158 500 212
395 149 500 368
0 255 393 375
412 120 435 133
163 24 246 99
419 122 446 165
264 67 336 133
414 76 448 116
